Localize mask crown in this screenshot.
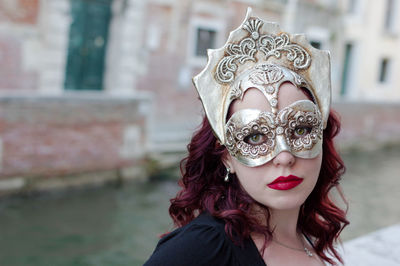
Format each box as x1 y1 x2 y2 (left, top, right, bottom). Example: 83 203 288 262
193 7 331 145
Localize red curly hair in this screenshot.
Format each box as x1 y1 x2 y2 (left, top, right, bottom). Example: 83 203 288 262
169 111 349 265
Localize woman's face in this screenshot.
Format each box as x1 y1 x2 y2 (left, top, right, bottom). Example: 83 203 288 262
225 83 322 211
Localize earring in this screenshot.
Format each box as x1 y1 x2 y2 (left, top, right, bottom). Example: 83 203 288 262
224 167 230 182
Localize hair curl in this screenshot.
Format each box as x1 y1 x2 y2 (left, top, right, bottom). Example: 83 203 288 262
169 111 349 265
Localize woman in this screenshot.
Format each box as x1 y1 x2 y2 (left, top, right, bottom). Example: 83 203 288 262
145 8 348 266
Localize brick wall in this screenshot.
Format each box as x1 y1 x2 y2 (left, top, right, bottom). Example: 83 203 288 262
333 102 400 149
0 94 152 179
0 0 39 25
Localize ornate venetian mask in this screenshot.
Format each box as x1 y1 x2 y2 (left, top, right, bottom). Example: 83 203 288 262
193 8 331 167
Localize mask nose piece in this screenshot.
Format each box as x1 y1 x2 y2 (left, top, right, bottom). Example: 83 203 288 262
272 134 295 166
275 129 291 153
271 129 292 153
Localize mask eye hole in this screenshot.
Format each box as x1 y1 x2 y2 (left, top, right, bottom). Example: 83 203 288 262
244 133 268 145
293 126 312 139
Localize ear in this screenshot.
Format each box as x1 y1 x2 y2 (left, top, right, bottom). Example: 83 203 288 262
221 149 236 174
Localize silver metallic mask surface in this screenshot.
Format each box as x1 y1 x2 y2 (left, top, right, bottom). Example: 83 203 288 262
225 100 323 166
193 8 331 167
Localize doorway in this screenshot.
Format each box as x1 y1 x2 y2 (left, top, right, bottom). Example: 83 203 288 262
65 0 113 91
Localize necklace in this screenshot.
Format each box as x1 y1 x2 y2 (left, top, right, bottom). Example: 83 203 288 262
272 236 314 257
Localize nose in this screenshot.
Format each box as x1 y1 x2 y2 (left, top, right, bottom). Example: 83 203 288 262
272 151 295 167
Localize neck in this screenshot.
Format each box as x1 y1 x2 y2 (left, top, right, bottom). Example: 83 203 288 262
269 207 301 242
250 204 302 240
250 205 311 256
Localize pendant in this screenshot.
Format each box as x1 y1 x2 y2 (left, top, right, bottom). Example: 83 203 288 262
304 247 313 257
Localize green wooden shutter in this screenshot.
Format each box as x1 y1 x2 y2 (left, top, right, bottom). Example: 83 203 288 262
65 0 112 91
341 43 353 96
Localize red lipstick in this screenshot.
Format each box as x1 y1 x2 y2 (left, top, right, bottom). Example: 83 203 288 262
267 175 303 190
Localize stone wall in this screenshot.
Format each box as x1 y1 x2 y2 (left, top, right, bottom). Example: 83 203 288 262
334 102 400 150
0 93 153 195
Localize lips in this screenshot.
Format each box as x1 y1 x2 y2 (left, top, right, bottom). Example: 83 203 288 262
267 175 303 190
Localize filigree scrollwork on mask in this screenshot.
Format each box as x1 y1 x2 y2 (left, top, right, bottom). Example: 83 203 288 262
285 109 323 151
224 101 322 164
229 83 243 100
275 105 292 127
258 33 310 70
216 38 257 83
243 18 263 39
225 114 275 159
249 64 284 88
215 18 311 84
293 72 307 86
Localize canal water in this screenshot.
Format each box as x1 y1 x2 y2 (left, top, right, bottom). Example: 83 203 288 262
0 147 399 266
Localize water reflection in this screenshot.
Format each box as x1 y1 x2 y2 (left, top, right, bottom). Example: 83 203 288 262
340 146 400 240
0 147 399 266
0 182 179 266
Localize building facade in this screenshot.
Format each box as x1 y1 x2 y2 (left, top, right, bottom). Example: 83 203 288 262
137 0 400 151
137 0 344 151
0 0 152 195
339 0 400 101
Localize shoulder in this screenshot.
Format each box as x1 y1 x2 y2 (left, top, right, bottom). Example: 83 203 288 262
144 213 237 266
157 212 228 251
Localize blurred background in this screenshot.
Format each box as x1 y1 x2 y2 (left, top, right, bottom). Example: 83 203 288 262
0 0 399 265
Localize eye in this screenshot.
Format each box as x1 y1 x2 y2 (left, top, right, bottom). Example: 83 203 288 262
244 133 267 145
293 126 312 138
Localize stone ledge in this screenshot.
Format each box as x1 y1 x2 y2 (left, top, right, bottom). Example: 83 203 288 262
0 91 153 103
0 166 148 198
343 223 400 266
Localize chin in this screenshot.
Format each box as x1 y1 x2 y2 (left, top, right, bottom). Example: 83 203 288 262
262 196 307 211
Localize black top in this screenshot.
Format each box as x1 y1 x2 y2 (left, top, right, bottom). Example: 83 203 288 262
144 213 266 266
